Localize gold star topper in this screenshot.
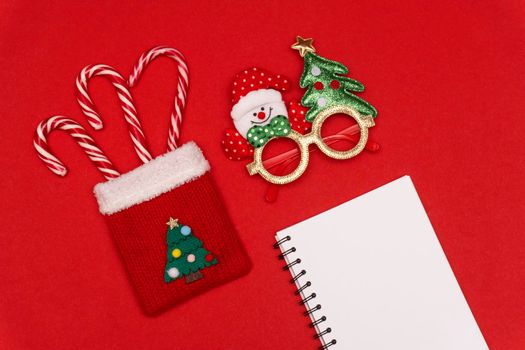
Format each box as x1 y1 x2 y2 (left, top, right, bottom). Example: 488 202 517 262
166 217 179 229
291 36 316 57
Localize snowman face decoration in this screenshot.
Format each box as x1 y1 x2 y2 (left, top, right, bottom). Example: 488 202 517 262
233 99 288 138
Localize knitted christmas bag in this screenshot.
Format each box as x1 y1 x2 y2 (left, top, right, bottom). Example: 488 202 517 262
94 142 251 315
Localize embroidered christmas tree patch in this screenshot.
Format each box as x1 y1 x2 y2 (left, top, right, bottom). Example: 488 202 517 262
164 217 218 284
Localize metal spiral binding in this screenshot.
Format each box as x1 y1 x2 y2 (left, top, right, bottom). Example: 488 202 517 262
275 235 337 349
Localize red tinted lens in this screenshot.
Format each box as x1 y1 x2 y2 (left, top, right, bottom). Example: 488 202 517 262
319 112 362 152
260 137 302 177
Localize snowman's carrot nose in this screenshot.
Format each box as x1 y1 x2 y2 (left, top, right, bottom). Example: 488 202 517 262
257 111 266 120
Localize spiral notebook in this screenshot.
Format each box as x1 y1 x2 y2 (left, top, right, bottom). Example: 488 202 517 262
275 176 489 350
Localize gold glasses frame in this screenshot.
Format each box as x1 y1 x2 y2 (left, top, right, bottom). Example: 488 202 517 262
246 105 375 185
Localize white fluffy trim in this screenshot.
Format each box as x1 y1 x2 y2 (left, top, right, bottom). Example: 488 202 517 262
94 142 210 215
231 89 283 121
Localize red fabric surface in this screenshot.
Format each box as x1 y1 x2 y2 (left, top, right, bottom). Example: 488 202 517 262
1 1 524 349
105 172 250 315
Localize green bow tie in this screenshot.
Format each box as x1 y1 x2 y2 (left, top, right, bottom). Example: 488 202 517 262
246 115 291 148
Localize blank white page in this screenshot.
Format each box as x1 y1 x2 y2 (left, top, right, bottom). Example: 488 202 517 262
276 176 488 350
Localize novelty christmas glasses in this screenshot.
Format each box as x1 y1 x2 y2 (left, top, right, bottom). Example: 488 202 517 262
247 104 375 184
246 37 379 185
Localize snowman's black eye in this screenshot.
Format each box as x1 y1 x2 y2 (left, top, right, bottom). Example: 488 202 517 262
253 113 257 116
261 107 265 111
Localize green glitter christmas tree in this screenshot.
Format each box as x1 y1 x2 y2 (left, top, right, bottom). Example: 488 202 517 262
292 36 377 122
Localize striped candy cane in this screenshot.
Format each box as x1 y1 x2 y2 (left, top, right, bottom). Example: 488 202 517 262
33 116 120 180
128 46 189 151
76 64 153 163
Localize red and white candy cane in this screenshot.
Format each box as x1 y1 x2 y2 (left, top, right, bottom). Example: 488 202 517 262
33 116 120 180
76 64 153 163
128 46 189 151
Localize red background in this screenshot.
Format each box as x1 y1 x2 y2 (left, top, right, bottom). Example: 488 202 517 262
1 1 524 349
